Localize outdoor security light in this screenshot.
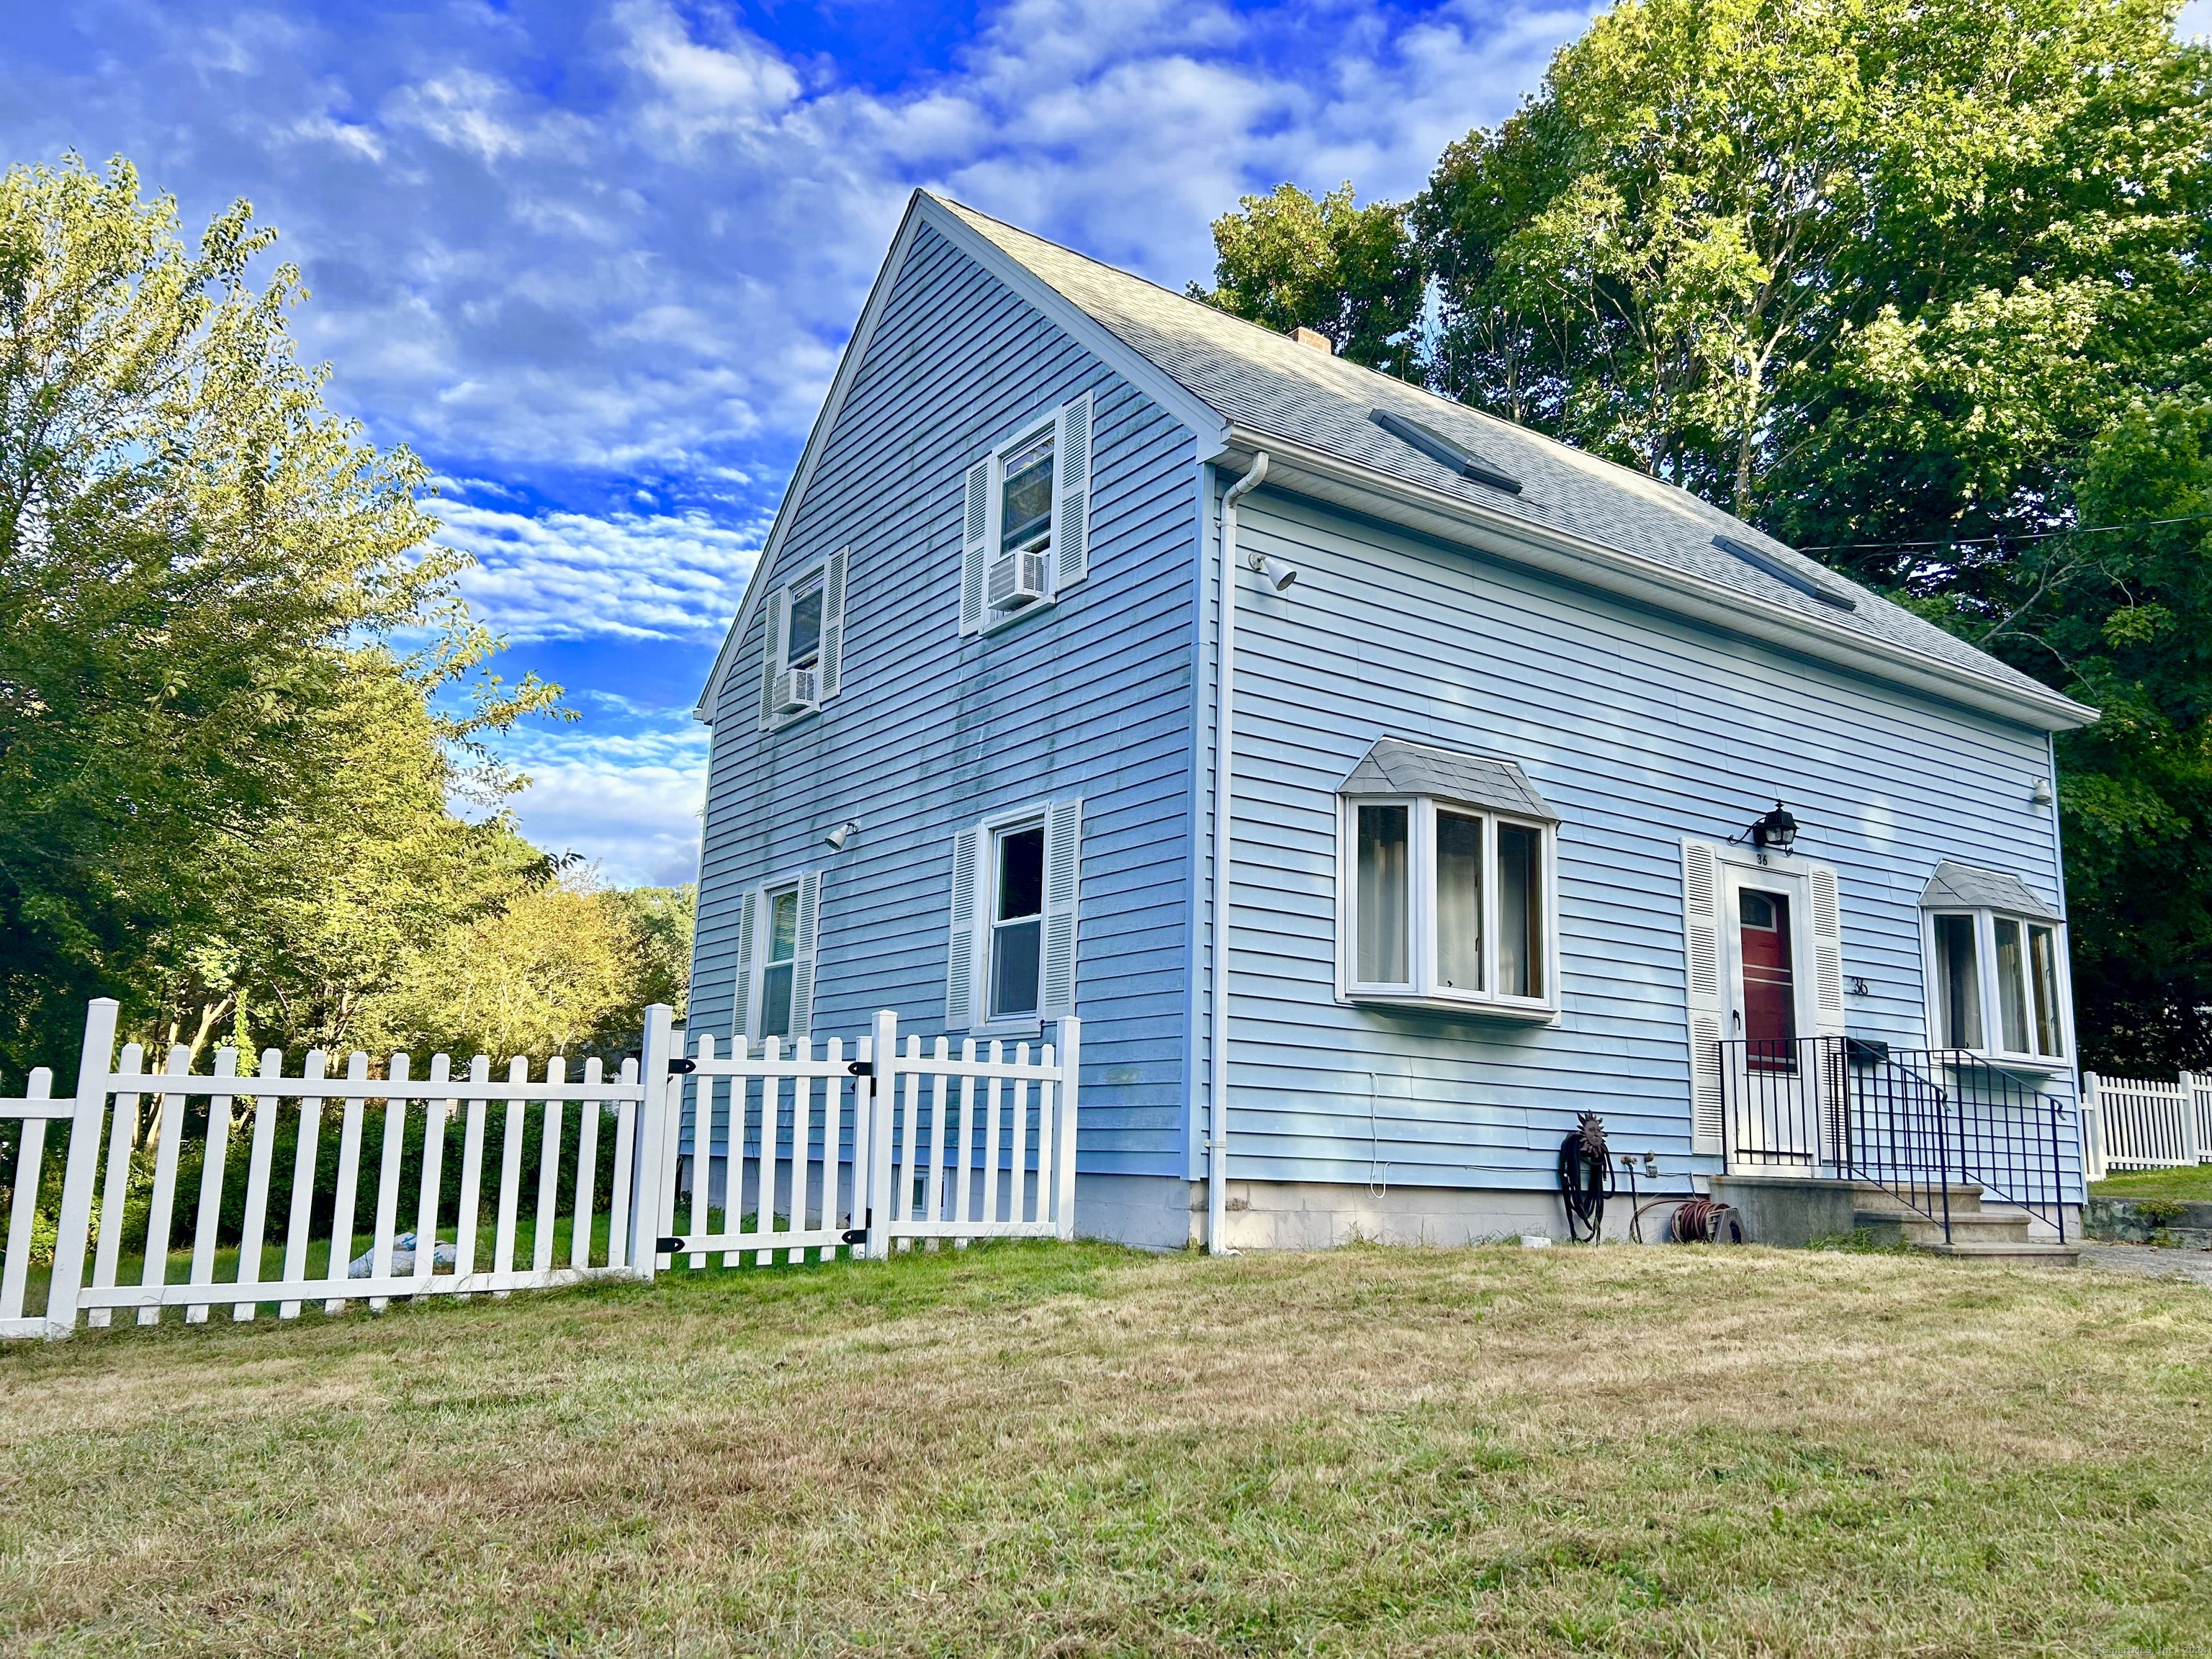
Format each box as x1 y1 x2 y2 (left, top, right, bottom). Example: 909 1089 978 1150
1748 802 1799 853
1247 551 1300 592
823 821 858 850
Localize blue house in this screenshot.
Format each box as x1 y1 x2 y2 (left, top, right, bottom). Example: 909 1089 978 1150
687 192 2097 1251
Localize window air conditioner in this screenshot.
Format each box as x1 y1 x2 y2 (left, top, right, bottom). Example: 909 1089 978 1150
987 550 1049 611
773 665 819 713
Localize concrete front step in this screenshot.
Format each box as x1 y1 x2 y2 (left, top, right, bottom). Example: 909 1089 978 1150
1851 1182 1993 1218
1918 1240 2081 1265
1856 1208 2031 1246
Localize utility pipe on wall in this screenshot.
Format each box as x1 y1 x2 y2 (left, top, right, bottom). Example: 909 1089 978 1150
1209 452 1269 1255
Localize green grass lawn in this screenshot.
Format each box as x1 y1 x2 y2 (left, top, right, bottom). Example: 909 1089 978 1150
2090 1164 2212 1202
2 1241 2208 1655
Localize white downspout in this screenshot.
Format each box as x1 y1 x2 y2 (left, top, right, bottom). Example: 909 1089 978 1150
1210 452 1269 1255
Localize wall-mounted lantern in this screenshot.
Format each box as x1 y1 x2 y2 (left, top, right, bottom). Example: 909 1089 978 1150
1734 801 1799 854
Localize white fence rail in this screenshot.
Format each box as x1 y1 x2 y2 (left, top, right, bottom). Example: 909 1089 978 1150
1 1001 1079 1339
2081 1069 2212 1181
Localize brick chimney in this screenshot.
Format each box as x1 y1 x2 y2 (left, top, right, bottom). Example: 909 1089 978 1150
1291 327 1334 355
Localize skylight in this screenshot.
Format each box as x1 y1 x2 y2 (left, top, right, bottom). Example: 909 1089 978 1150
1369 409 1522 495
1712 534 1858 611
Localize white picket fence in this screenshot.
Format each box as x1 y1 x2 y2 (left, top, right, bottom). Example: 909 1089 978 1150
2080 1069 2212 1181
1 1001 1078 1340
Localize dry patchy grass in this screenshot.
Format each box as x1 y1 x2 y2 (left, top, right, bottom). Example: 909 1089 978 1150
1 1242 2209 1655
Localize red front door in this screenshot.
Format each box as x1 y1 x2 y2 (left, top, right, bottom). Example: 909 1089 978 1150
1739 889 1797 1069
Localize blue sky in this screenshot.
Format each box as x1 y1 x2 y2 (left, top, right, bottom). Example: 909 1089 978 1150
12 0 2200 884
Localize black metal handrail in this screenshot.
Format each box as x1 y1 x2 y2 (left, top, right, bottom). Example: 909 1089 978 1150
1717 1036 2070 1244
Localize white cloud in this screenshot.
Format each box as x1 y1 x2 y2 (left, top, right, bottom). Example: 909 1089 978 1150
480 719 712 886
432 494 763 643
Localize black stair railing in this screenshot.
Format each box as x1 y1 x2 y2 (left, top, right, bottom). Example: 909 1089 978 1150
1717 1037 2072 1245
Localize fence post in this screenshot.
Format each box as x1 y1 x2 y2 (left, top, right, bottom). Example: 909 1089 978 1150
2183 1071 2204 1168
45 999 119 1339
631 1004 674 1282
868 1011 898 1261
1055 1018 1080 1241
2081 1071 2105 1185
2191 1072 2212 1166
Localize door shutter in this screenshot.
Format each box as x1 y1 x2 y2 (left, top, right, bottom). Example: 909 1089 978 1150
1053 392 1093 591
1681 840 1726 1155
789 871 822 1040
756 588 786 730
1040 798 1083 1019
732 888 760 1042
945 827 983 1028
818 547 850 701
1809 863 1846 1040
960 458 991 635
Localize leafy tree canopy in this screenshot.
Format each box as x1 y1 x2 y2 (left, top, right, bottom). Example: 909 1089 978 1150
0 156 688 1077
1194 183 1425 376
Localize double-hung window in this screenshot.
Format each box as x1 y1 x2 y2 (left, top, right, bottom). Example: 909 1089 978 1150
946 800 1082 1032
1338 739 1560 1020
736 873 821 1045
958 392 1093 634
1919 862 2068 1064
757 547 849 729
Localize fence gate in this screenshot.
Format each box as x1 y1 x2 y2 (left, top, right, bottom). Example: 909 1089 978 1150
2 1002 1079 1340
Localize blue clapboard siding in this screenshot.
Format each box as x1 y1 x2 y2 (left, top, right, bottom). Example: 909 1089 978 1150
689 223 1202 1178
1210 487 2075 1192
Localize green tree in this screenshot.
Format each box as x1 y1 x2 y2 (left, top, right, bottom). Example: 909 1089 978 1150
0 155 562 1075
1413 0 2205 535
1195 184 1426 375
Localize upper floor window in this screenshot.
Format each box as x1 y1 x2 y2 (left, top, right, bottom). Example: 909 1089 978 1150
1337 739 1560 1020
1919 862 2067 1063
959 392 1092 635
757 547 848 730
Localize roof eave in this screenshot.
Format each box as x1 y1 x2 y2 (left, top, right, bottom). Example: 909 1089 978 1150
1224 428 2098 735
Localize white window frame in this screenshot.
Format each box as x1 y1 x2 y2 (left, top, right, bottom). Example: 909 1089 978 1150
980 418 1057 634
1335 793 1560 1022
1920 907 2072 1069
960 393 1093 637
947 796 1082 1037
735 870 820 1046
757 547 848 731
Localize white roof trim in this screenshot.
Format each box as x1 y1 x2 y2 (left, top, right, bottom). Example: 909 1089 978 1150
1225 432 2096 734
694 192 1228 724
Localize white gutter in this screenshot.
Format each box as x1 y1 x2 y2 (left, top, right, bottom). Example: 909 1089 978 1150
1209 451 1269 1256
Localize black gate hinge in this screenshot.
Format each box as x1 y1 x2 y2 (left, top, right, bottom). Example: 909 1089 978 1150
656 1236 685 1253
847 1060 874 1077
667 1057 696 1075
840 1227 870 1245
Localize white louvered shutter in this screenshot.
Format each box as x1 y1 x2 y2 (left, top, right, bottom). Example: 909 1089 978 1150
1809 863 1846 1040
945 827 982 1028
960 458 991 635
1681 840 1726 1155
756 588 786 731
1040 799 1083 1019
732 888 760 1042
788 871 822 1040
1053 392 1093 591
818 547 850 701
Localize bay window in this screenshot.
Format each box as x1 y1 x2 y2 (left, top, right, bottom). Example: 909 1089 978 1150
1919 862 2069 1064
1339 739 1559 1019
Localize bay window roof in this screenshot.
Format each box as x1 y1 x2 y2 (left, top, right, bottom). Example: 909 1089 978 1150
1917 861 2062 922
1338 738 1557 822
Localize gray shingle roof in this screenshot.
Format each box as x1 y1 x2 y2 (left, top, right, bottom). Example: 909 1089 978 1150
1918 860 2064 921
1339 739 1557 822
934 197 2070 712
